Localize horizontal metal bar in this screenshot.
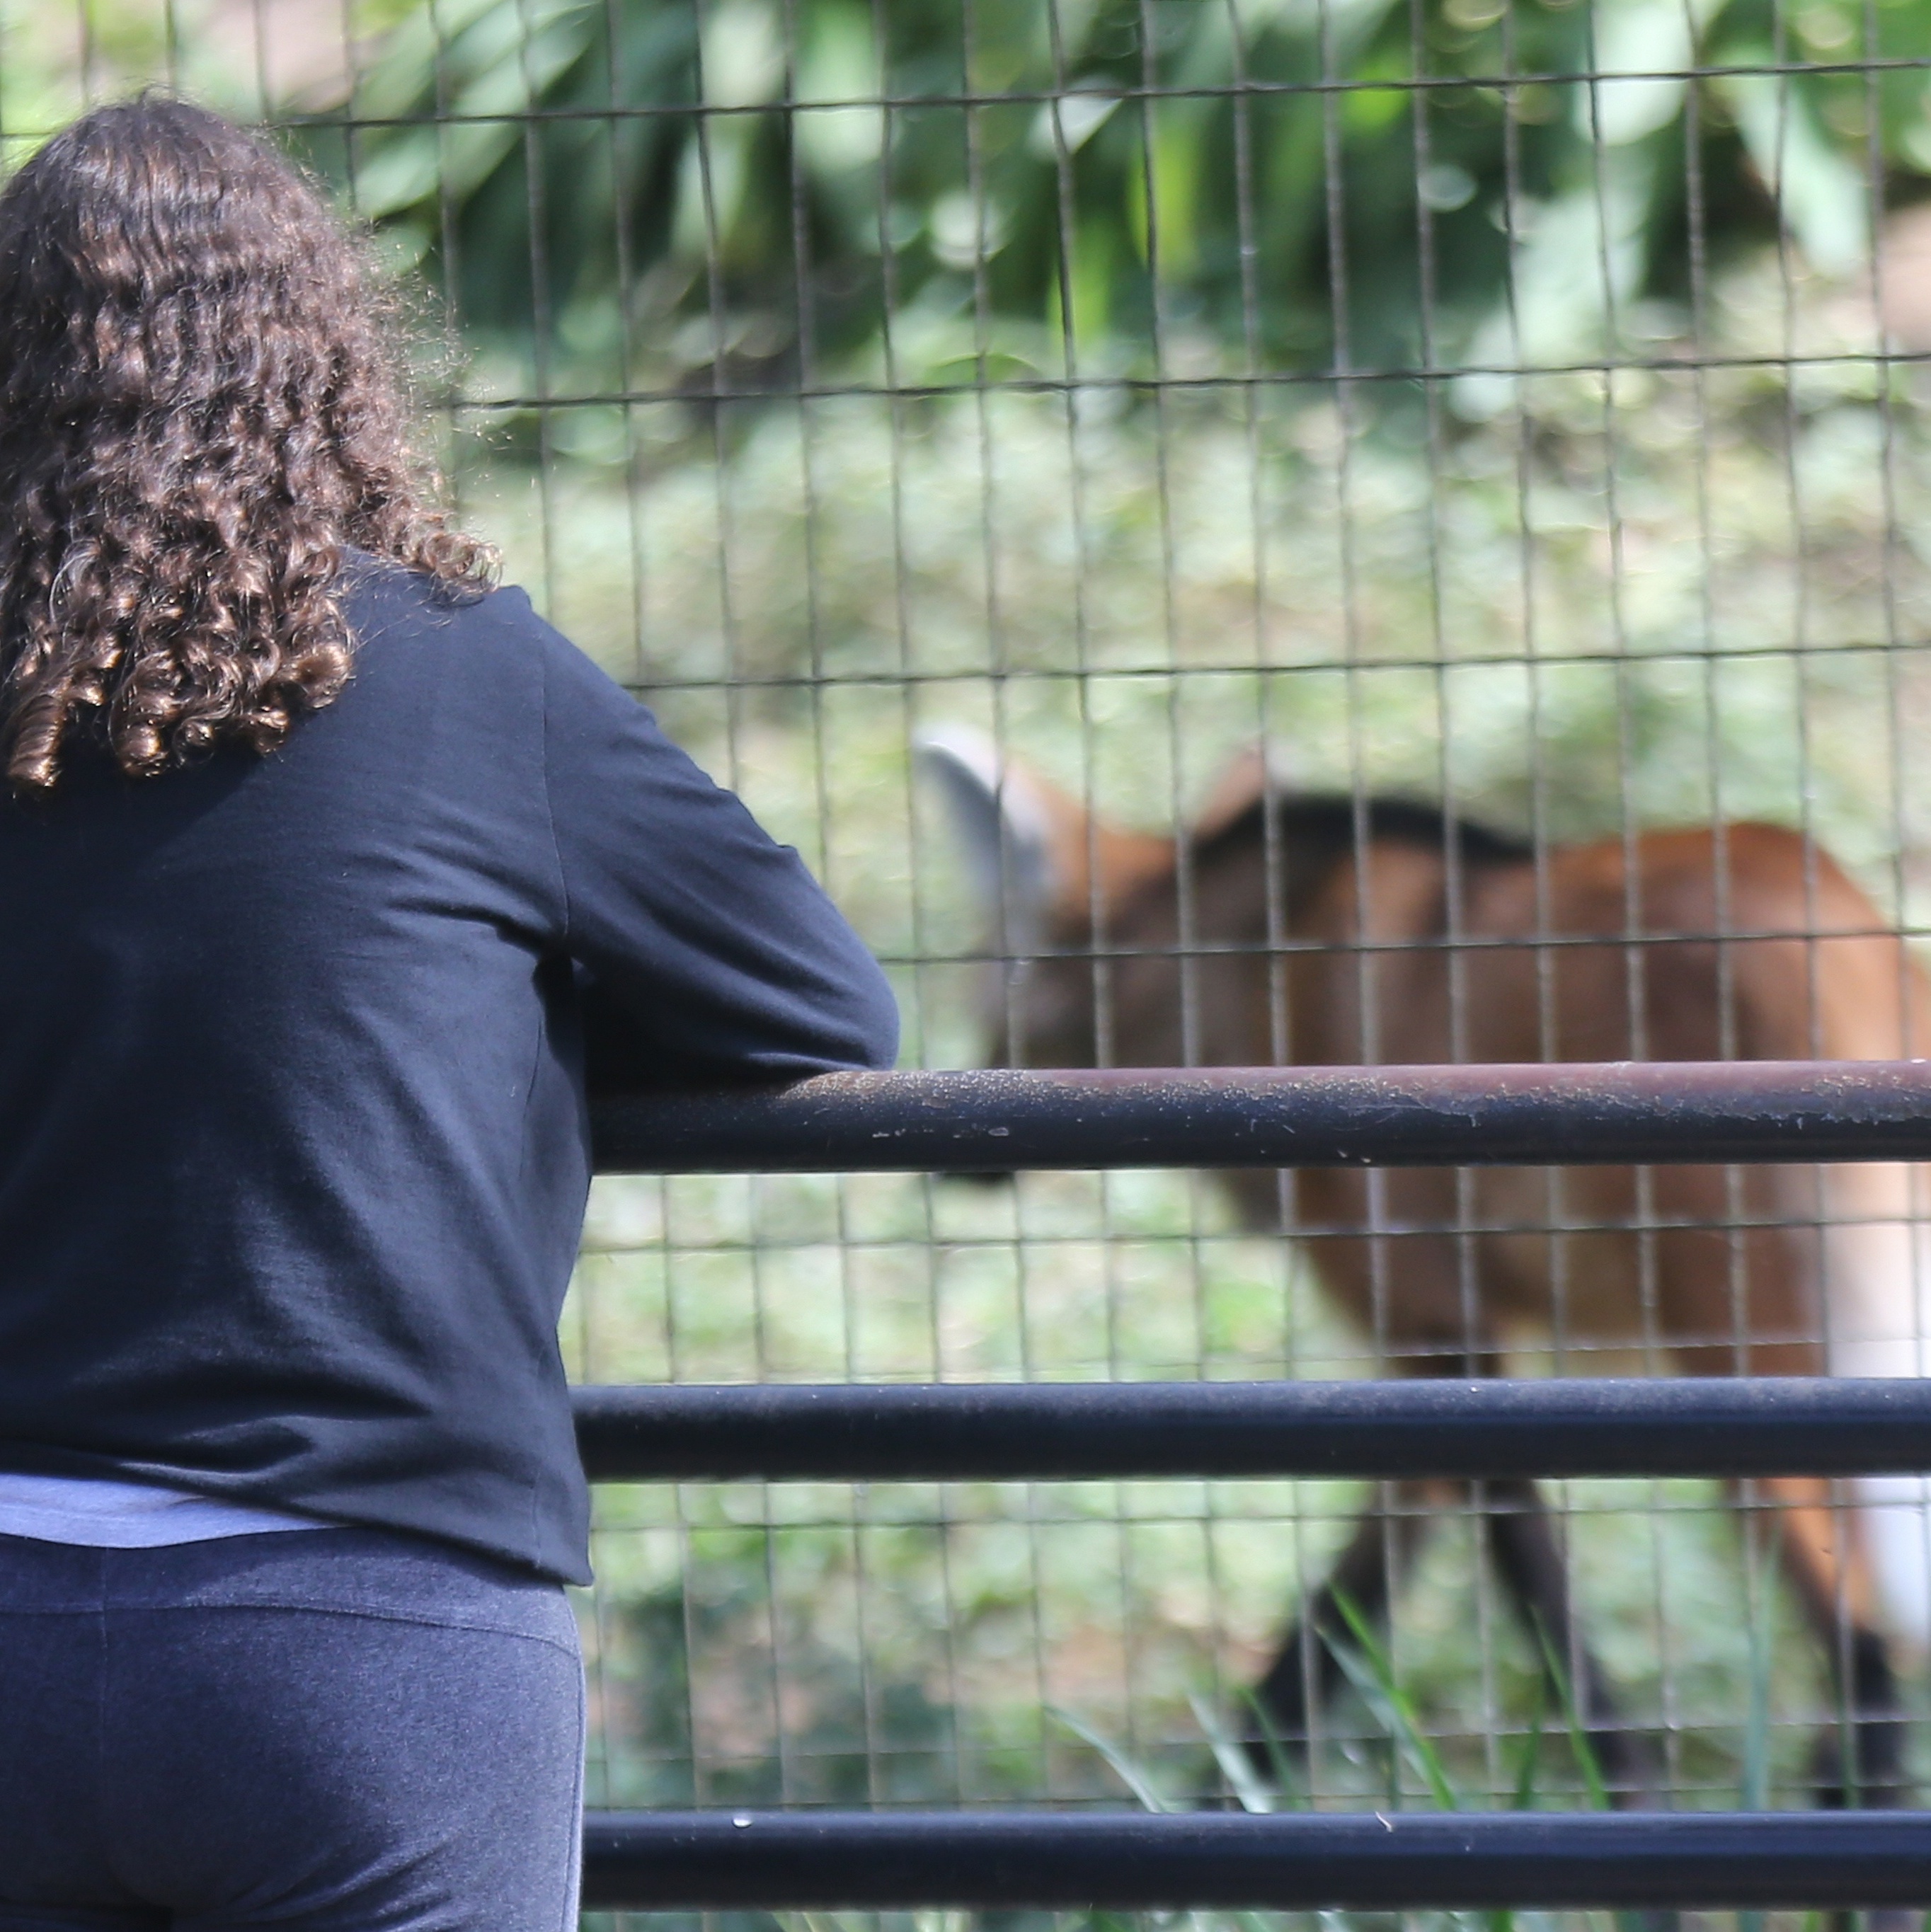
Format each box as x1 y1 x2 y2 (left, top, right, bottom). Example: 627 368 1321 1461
301 56 1931 130
590 1062 1931 1174
439 346 1931 416
573 1376 1931 1481
597 638 1925 700
578 1810 1931 1910
909 925 1931 962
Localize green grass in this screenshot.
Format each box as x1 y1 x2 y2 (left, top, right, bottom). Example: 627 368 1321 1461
566 1178 1902 1820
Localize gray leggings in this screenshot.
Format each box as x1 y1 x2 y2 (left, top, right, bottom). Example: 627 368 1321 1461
0 1528 583 1930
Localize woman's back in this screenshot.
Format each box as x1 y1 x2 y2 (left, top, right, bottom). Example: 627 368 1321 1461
0 557 895 1581
0 98 895 1926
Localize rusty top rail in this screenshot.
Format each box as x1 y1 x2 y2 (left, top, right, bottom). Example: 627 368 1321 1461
590 1060 1931 1173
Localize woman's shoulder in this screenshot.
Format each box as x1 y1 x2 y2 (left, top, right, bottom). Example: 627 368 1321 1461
333 553 651 774
342 547 514 627
338 551 563 681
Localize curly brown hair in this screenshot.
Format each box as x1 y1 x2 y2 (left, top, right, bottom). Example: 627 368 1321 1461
0 94 494 790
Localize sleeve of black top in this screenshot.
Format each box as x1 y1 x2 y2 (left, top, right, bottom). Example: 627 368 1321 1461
532 598 900 1081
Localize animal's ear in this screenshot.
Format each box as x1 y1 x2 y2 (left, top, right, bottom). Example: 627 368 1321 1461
1191 741 1293 844
913 725 1067 946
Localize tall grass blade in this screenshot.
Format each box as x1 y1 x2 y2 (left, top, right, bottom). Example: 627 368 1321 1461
1529 1615 1610 1812
1474 1683 1553 1932
1238 1687 1305 1810
1510 1675 1549 1813
1055 1708 1284 1932
1528 1621 1668 1932
1189 1691 1278 1814
1736 1585 1775 1932
1741 1579 1773 1812
1047 1704 1173 1814
1325 1585 1462 1811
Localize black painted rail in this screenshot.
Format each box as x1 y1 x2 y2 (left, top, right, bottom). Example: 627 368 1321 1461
577 1061 1931 1911
590 1059 1931 1172
579 1810 1931 1911
572 1375 1931 1481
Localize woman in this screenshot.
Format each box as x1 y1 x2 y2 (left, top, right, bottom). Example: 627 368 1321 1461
0 96 897 1929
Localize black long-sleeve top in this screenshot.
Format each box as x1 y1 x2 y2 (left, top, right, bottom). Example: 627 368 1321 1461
0 558 898 1582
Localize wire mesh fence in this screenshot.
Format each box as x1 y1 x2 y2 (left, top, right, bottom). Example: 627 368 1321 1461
16 0 1931 1924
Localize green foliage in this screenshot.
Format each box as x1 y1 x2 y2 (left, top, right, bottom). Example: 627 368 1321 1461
0 0 269 159
321 0 1931 404
1328 1585 1468 1810
1527 1616 1611 1812
1028 1592 1656 1932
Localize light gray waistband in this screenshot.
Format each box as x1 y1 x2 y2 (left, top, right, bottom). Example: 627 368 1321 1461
0 1471 334 1548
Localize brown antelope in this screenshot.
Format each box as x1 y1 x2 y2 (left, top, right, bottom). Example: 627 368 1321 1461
917 724 1931 1811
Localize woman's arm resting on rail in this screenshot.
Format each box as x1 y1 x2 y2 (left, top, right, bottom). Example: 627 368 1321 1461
534 606 900 1081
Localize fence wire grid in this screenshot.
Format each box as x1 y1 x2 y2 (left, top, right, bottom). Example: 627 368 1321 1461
23 0 1931 1925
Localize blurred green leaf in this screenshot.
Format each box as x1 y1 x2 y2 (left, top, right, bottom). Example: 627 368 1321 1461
301 0 1931 412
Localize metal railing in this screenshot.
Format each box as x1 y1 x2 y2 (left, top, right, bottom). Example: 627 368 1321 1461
573 1375 1931 1484
590 1061 1931 1172
574 1062 1931 1914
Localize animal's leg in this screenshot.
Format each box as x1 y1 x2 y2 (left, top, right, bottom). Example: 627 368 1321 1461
1763 1483 1915 1932
1244 1483 1433 1769
1241 1207 1501 1770
1811 1625 1907 1812
1478 1477 1669 1808
1752 1476 1910 1812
